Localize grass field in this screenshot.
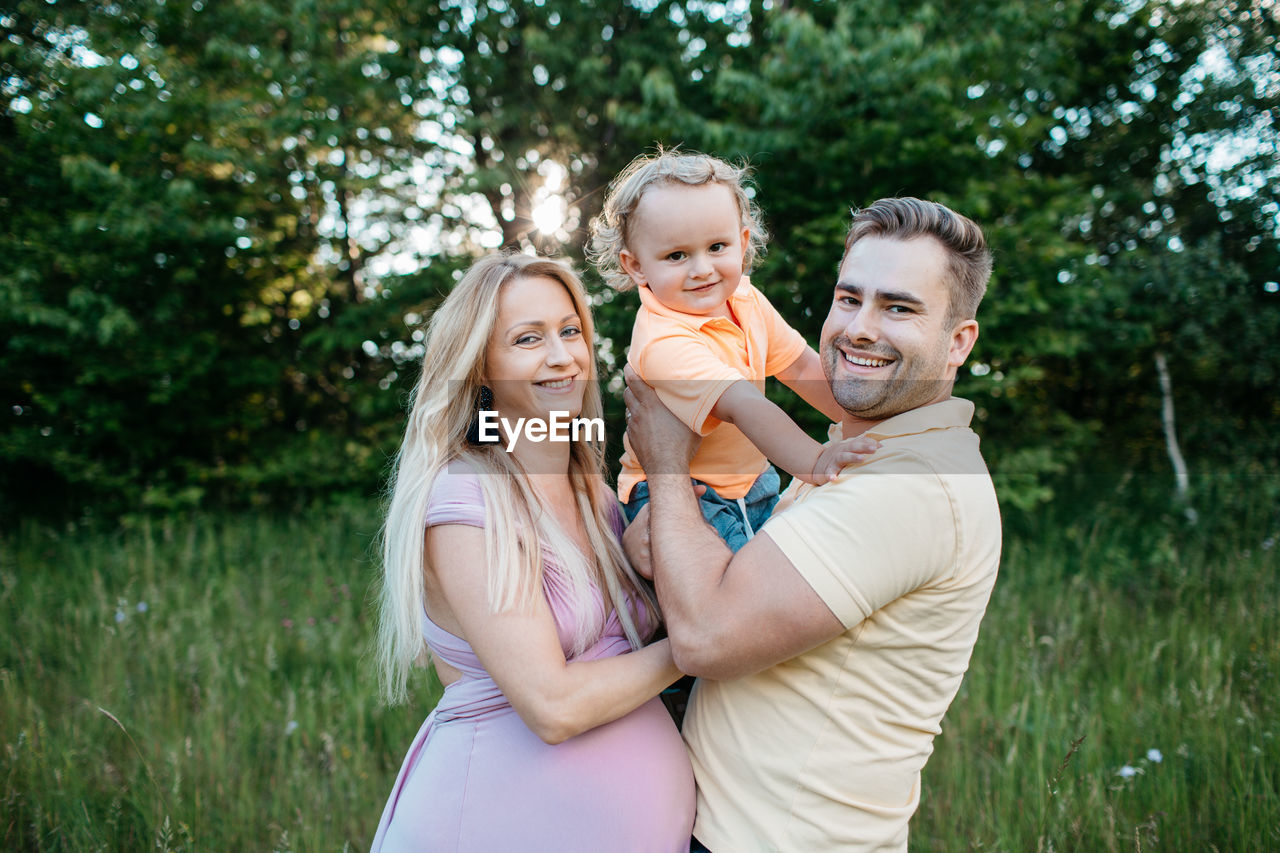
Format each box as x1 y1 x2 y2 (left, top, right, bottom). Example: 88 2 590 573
3 470 1277 851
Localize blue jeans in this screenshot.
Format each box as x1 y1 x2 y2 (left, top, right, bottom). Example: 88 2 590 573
622 466 781 553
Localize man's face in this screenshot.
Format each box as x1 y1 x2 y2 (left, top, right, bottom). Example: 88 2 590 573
820 236 978 422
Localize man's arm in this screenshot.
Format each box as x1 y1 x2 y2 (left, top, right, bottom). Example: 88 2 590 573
624 366 845 680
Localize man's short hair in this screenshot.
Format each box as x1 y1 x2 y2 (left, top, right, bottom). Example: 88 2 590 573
844 198 993 325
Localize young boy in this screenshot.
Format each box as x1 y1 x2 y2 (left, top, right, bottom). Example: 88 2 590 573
589 150 879 553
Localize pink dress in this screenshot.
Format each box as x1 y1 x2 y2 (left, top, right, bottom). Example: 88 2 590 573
371 465 695 852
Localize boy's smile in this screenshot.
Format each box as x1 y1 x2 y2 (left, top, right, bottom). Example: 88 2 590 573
618 182 750 318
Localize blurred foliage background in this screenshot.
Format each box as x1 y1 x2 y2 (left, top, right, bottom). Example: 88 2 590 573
2 0 1277 523
3 3 1279 850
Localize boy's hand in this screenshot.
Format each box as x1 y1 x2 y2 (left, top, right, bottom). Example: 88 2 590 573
807 435 880 484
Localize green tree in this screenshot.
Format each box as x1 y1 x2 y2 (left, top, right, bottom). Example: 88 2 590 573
0 0 757 518
0 0 451 517
406 0 745 252
3 0 1274 520
609 0 1279 507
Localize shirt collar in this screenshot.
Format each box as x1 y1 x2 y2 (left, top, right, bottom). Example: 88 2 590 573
830 398 976 442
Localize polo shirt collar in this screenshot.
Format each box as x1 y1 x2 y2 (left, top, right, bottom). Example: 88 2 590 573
636 281 748 330
834 398 975 441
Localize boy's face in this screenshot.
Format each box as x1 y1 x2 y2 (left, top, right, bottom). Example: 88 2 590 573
619 182 750 317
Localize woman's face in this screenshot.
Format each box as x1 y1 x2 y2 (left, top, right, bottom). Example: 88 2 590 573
483 274 592 423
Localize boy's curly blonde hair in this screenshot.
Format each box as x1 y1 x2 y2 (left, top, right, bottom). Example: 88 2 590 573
587 149 768 292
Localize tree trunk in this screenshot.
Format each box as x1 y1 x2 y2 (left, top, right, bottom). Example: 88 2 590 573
1154 350 1196 523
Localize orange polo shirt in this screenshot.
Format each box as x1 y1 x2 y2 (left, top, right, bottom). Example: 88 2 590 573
618 277 808 501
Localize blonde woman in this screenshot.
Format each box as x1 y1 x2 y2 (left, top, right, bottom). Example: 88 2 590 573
371 253 694 852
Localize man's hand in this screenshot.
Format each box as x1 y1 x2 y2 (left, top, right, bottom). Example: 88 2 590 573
622 365 701 475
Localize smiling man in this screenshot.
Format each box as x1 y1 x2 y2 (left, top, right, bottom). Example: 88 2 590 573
622 197 1001 852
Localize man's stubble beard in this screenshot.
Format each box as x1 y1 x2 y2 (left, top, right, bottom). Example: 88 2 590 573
821 335 953 422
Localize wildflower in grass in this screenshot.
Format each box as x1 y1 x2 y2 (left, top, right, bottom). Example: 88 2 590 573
285 720 299 736
136 601 148 613
282 618 294 630
1262 536 1275 551
1147 748 1163 763
115 609 126 623
1117 765 1140 778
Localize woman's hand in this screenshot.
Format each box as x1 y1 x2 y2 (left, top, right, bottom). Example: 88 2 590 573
622 505 654 580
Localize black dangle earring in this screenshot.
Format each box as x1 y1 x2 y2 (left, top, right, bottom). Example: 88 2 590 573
465 385 497 445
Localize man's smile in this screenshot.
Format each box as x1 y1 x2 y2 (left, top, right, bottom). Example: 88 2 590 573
841 351 893 369
834 340 898 374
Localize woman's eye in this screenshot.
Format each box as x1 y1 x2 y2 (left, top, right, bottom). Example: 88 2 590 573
561 326 582 337
515 334 538 345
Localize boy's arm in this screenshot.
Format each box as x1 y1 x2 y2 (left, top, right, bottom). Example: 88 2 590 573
775 346 846 423
711 380 875 484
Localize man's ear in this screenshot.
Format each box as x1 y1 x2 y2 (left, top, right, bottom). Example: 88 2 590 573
619 249 647 287
948 320 979 368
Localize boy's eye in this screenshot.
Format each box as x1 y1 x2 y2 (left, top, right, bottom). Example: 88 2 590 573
710 242 726 251
666 251 686 261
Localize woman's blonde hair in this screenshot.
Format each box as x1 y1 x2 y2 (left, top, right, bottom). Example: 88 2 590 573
376 252 658 704
587 148 768 292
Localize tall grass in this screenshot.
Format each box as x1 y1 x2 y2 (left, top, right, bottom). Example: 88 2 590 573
1 504 440 851
916 468 1280 851
3 470 1277 850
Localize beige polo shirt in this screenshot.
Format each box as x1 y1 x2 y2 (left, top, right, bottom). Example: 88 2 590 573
683 398 1001 852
